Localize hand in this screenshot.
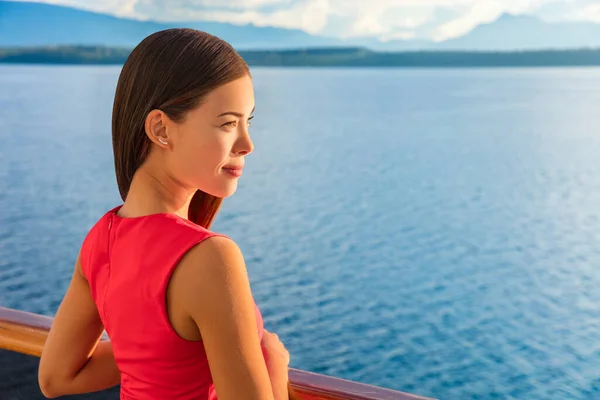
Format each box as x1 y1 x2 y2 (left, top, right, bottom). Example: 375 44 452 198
261 331 302 400
261 330 290 368
261 329 290 400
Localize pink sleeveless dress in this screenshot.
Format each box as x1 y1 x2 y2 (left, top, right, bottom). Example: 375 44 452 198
80 205 265 399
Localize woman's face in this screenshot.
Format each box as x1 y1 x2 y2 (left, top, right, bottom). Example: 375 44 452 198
161 75 255 198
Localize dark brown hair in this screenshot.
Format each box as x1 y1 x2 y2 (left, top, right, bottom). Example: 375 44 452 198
113 30 303 400
112 28 250 228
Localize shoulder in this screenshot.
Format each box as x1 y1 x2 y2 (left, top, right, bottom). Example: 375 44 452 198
79 208 116 277
168 235 260 346
159 212 224 240
169 235 250 309
82 206 119 241
178 235 245 280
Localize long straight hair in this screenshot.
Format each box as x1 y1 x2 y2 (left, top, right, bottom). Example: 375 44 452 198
112 28 250 228
113 28 303 400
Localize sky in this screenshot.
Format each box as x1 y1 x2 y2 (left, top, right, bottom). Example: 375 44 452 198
13 0 600 42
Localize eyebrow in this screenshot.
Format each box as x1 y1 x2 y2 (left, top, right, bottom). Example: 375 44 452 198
217 106 255 118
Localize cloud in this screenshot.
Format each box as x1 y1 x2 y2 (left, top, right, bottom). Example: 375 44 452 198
345 4 433 40
196 0 291 8
563 1 600 23
581 4 600 22
11 0 597 41
130 0 330 34
535 0 600 22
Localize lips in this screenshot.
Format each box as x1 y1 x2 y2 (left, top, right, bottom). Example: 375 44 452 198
222 165 244 177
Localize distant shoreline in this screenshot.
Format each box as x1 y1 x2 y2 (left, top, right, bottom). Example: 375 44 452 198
2 46 600 67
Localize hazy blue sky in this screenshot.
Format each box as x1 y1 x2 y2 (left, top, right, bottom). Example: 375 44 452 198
13 0 600 41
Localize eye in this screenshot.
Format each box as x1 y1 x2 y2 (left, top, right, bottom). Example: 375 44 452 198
248 116 254 126
222 120 237 128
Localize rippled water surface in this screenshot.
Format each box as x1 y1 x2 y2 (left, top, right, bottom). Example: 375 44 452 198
2 65 600 399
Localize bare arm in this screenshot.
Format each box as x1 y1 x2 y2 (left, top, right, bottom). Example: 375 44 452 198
261 329 291 400
38 253 120 398
169 236 279 400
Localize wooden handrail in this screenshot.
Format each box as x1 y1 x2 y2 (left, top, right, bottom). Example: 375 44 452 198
0 306 52 357
0 306 434 400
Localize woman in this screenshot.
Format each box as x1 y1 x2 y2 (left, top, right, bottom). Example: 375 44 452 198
38 28 293 400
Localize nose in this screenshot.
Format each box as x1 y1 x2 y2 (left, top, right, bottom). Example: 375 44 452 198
234 128 254 156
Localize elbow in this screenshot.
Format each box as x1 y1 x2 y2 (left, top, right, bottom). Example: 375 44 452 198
38 377 60 399
38 369 67 398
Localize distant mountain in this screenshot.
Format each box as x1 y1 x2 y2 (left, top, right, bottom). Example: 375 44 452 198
440 14 600 50
2 1 600 50
4 46 600 67
0 1 341 49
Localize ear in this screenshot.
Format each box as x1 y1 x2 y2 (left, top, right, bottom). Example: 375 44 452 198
144 109 170 147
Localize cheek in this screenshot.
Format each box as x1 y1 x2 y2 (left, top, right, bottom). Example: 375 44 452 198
208 135 232 160
177 131 230 173
197 135 230 166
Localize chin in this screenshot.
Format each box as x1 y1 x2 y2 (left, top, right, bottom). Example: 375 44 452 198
205 183 238 198
220 188 237 198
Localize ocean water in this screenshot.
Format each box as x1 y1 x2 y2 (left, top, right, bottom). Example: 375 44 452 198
2 65 600 399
